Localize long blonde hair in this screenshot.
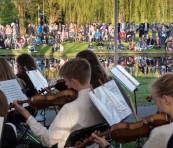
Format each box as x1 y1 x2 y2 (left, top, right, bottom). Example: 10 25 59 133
0 90 8 120
0 58 16 81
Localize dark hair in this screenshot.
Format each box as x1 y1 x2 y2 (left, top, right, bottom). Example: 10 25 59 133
76 50 110 88
59 58 91 85
16 54 37 72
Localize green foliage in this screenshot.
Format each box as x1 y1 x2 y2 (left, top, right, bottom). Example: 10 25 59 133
0 0 172 26
0 2 18 25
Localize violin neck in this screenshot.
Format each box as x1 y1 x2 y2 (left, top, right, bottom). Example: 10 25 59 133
98 130 110 137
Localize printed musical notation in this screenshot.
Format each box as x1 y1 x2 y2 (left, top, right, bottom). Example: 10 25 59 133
0 79 28 104
89 80 132 126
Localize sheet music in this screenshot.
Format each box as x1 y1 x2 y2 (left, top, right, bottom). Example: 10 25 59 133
89 80 132 126
110 66 140 92
0 79 28 104
26 70 48 92
116 65 140 86
0 117 4 145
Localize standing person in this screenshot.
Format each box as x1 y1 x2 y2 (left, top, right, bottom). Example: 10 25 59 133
13 58 105 148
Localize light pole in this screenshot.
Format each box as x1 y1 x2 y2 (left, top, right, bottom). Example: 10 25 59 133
43 0 45 24
37 5 40 24
114 0 118 66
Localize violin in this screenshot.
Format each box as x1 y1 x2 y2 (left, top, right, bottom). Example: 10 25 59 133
9 90 78 109
38 79 68 94
75 113 171 147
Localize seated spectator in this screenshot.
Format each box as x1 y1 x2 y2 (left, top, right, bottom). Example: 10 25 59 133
118 29 126 41
107 42 114 51
102 29 109 42
128 41 134 51
35 36 42 46
51 43 58 53
146 36 155 49
154 37 161 49
118 41 125 50
14 38 19 50
126 29 135 42
59 44 64 52
4 38 11 49
48 36 55 45
88 31 94 42
18 37 25 49
28 42 36 52
94 29 101 43
109 28 114 41
141 40 148 50
42 35 48 44
0 37 5 49
96 41 104 51
88 42 94 51
166 40 173 51
134 38 143 51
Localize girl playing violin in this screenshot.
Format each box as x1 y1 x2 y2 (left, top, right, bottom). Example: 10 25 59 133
143 73 173 148
91 73 173 148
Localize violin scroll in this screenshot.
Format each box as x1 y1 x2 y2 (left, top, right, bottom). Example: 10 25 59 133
146 96 152 102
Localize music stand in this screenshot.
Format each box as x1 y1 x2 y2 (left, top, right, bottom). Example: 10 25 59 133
110 65 140 114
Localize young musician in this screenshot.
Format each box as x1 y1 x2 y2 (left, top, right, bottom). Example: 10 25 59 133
16 53 38 98
143 73 173 148
76 50 110 89
13 58 105 148
90 73 173 148
0 58 25 89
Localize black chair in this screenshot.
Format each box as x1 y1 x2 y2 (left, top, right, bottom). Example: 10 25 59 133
64 123 110 147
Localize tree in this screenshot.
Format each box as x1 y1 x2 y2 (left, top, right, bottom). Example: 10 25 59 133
0 2 18 25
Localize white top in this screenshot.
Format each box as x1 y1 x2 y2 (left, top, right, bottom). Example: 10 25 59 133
143 122 173 148
26 88 105 148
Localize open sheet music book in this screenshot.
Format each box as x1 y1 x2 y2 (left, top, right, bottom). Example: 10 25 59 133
0 79 28 105
26 69 48 92
0 117 4 147
110 65 140 92
89 80 132 126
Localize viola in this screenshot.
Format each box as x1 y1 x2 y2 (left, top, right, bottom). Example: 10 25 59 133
75 113 171 147
9 90 78 109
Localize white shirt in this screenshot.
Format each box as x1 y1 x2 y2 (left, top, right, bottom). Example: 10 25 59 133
26 88 105 148
143 122 173 148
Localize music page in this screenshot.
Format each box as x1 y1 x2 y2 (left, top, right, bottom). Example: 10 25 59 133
26 70 48 92
0 79 28 104
89 80 132 126
110 66 140 92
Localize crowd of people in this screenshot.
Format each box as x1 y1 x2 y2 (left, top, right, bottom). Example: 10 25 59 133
0 21 173 52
